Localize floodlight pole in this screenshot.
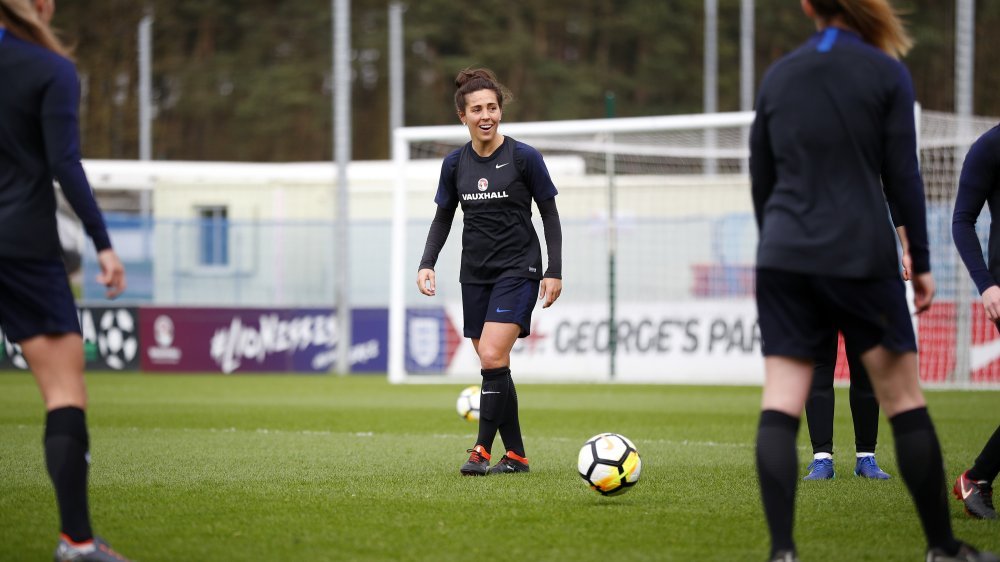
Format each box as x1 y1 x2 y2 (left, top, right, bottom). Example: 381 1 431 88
953 0 975 384
703 0 718 175
333 0 351 375
955 0 974 119
389 2 405 143
739 0 754 174
138 9 153 212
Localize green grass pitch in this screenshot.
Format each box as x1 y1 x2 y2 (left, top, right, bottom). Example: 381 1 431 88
1 372 997 561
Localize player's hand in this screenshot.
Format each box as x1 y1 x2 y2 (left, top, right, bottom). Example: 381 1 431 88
900 251 912 281
96 248 126 299
911 271 935 314
982 285 1000 322
417 268 436 296
539 277 562 308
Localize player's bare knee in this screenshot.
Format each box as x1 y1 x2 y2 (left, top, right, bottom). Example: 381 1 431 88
477 346 506 369
479 354 505 370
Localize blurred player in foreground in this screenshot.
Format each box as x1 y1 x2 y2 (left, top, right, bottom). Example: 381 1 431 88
951 122 1000 521
0 0 129 560
750 0 995 560
801 226 909 482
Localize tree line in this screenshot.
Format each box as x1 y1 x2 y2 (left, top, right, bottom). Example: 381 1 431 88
54 0 1000 162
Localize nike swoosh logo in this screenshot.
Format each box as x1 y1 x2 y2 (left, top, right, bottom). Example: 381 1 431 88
496 307 511 313
482 391 501 395
961 479 975 499
970 338 1000 370
495 162 510 169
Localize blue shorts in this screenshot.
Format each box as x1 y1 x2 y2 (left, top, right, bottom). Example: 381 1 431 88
0 258 80 343
461 277 540 339
756 268 916 361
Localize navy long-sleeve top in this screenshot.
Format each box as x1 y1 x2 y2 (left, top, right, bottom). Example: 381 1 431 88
0 28 111 260
750 27 929 278
952 124 1000 294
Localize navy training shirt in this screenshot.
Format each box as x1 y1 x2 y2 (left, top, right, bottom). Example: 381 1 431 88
434 136 558 284
750 27 929 278
0 29 111 260
952 124 1000 294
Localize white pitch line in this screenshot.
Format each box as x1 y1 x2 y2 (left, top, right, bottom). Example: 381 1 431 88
9 423 760 449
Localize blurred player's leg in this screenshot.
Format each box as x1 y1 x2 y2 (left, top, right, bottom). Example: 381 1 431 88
21 335 134 561
861 346 962 555
22 335 93 543
758 356 812 560
953 424 1000 519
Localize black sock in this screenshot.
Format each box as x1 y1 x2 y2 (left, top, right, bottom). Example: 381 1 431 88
44 407 93 543
475 367 510 455
498 371 525 458
756 409 800 557
889 408 958 553
967 423 1000 482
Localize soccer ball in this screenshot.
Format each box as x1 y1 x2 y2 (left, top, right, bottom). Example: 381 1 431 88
455 385 481 421
577 433 641 496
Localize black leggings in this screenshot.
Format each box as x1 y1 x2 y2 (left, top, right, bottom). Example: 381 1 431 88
805 332 880 455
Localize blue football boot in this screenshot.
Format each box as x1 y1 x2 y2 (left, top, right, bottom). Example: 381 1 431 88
802 458 834 480
854 455 891 480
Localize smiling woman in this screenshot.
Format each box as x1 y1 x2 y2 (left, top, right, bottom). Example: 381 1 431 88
415 68 564 477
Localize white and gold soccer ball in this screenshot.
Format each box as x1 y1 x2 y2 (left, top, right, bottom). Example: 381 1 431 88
455 385 481 422
577 433 641 496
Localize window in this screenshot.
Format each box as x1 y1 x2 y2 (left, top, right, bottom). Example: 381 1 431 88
197 206 229 266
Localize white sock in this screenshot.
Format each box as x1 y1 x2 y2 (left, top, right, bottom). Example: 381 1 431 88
813 453 832 460
856 452 875 458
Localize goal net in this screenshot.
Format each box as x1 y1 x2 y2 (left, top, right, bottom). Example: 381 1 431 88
388 109 1000 387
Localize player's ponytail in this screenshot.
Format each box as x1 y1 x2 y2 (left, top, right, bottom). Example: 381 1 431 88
0 0 72 58
454 67 512 115
808 0 913 59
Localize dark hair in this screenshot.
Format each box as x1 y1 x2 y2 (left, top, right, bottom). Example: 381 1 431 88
453 67 512 115
808 0 912 58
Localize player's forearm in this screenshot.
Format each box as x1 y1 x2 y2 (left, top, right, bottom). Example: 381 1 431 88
418 205 455 271
537 197 562 279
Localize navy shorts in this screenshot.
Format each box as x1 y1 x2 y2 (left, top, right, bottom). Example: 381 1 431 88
0 258 80 343
461 277 540 339
756 268 916 361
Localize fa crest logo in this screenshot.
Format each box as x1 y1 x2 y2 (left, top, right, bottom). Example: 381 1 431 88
477 178 488 191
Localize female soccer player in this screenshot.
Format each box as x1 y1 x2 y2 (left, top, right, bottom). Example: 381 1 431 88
417 68 562 476
803 334 890 480
803 227 909 481
0 1 130 560
750 1 994 561
951 122 1000 521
